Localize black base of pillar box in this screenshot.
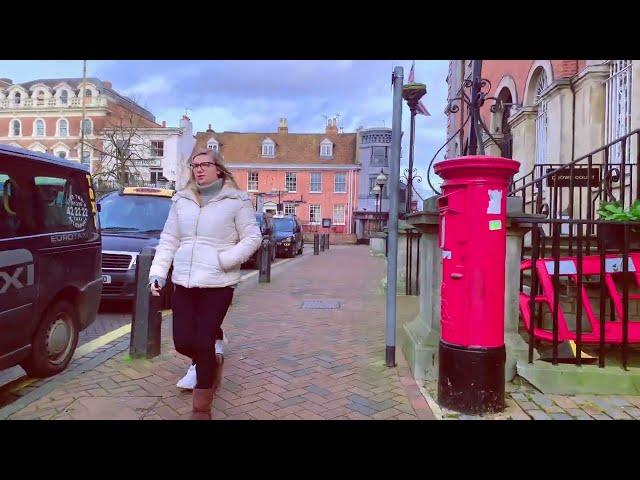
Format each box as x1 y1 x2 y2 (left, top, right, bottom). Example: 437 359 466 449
437 340 505 415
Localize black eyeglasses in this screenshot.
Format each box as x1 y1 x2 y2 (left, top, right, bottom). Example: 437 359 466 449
189 162 216 170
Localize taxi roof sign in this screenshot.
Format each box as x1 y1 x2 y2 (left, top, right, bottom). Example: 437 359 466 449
121 187 174 197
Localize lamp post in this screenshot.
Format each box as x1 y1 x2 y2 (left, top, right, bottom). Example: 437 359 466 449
402 81 427 215
371 184 381 213
375 169 388 230
271 188 287 214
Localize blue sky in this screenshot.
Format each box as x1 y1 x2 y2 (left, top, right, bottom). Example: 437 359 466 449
1 60 449 197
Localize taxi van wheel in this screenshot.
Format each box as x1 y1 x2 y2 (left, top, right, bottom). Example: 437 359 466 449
22 300 79 378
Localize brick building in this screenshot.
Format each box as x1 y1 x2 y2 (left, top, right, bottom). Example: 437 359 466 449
446 60 638 177
190 118 360 234
0 77 158 170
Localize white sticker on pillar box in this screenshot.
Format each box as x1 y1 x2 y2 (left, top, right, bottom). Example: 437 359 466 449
487 189 502 214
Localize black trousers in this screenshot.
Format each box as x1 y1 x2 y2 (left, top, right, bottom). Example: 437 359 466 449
172 285 234 389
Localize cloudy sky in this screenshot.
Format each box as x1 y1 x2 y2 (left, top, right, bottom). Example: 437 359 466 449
2 60 449 197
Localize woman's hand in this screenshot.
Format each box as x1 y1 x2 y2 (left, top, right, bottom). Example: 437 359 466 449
149 279 162 297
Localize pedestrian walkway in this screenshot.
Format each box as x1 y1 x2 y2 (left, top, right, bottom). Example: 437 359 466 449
5 245 434 420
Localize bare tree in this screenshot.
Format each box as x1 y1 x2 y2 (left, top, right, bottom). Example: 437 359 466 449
82 102 153 189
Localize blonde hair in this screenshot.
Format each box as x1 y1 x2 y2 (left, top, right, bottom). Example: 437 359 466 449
186 148 241 194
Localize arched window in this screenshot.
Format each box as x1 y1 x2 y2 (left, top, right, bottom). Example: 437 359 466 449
533 68 548 166
36 90 45 106
261 138 275 157
82 119 92 135
59 119 68 137
207 138 219 151
14 92 21 106
35 119 45 137
60 90 68 105
11 119 21 136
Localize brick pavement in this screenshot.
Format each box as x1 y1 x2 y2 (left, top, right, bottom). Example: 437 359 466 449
5 245 435 420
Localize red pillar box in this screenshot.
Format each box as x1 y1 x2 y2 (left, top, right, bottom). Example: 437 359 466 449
434 156 520 415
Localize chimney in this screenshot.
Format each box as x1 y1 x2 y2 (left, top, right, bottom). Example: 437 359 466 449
278 117 288 134
326 117 338 134
162 120 166 128
103 80 112 89
206 123 214 132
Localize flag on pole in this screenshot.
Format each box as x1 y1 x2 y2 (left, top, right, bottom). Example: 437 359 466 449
408 61 430 116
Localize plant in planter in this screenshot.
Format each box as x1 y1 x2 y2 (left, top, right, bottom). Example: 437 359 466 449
597 200 640 250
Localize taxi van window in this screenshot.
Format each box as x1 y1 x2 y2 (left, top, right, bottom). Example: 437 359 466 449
0 168 35 239
34 174 91 233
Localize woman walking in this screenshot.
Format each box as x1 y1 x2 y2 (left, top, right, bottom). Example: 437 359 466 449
149 148 262 420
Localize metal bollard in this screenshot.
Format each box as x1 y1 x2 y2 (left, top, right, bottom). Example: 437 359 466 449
326 233 330 250
314 233 320 255
320 232 325 252
259 238 271 283
130 247 162 359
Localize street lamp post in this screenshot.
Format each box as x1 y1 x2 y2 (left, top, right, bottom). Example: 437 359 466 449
402 81 426 214
371 184 381 213
271 188 287 214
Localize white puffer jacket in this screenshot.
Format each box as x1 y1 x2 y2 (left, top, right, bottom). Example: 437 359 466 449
149 185 262 288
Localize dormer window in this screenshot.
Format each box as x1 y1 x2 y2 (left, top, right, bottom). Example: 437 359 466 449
60 90 68 105
207 138 219 151
320 138 333 157
261 138 275 157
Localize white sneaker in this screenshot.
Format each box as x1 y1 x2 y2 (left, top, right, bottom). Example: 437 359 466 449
176 364 197 390
215 339 224 355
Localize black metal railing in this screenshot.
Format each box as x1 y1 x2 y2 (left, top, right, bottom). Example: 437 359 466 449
518 217 640 370
405 228 420 296
510 130 640 224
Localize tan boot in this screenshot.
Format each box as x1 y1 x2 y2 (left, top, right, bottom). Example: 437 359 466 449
213 355 224 393
191 388 215 420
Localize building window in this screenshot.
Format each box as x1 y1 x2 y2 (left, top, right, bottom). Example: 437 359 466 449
310 172 322 193
11 120 21 136
309 204 321 224
150 141 164 157
207 138 219 151
606 60 633 163
534 69 548 166
333 204 345 225
14 92 21 106
247 172 259 191
285 172 297 192
81 151 91 165
334 173 346 193
36 91 45 106
60 90 68 105
58 119 68 137
150 169 168 184
82 119 92 135
57 151 67 159
35 119 45 137
262 138 275 157
320 139 333 157
371 146 388 166
284 203 296 216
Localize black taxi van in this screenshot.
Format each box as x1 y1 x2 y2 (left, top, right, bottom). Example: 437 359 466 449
0 144 102 377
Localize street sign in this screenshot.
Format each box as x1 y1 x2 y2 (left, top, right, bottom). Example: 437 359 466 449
546 167 600 188
322 218 332 228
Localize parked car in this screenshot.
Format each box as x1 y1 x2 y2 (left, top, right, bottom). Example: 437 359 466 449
273 215 304 258
98 186 175 308
0 144 101 377
242 212 276 268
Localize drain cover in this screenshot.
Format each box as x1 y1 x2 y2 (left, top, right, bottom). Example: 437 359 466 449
302 300 341 310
